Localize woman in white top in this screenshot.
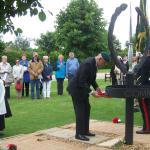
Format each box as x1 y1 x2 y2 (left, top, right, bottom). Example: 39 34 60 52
0 56 13 99
0 78 6 132
13 59 24 98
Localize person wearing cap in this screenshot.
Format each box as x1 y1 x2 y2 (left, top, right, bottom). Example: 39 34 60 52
68 52 110 141
136 49 150 134
42 56 53 98
28 52 43 99
12 59 24 98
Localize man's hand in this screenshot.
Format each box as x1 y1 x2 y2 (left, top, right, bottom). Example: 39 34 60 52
17 77 20 81
47 75 50 79
37 70 41 74
34 72 38 77
96 87 101 93
91 91 100 98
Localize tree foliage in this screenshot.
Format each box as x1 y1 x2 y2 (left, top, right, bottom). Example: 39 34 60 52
0 39 5 53
36 32 57 54
113 35 122 52
0 0 46 35
55 0 107 56
6 36 30 51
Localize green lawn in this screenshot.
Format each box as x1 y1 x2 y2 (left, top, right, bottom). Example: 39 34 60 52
98 69 110 73
4 79 142 137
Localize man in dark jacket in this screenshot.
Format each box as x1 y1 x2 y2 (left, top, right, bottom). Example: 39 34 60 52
136 50 150 134
42 56 53 98
68 52 110 141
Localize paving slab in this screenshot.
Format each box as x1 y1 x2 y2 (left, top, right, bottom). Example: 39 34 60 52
42 128 75 139
61 123 75 129
97 137 123 148
37 127 61 135
39 127 111 145
86 147 109 150
71 134 110 145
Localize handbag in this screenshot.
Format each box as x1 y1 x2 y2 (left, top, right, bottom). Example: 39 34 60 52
15 80 22 91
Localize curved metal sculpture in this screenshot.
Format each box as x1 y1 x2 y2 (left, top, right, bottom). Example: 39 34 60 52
108 3 128 74
108 4 150 75
106 3 150 145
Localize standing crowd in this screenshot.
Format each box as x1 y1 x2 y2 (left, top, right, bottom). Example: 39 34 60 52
0 51 79 100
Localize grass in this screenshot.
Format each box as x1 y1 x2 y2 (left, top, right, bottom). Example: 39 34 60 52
3 79 142 137
98 69 110 73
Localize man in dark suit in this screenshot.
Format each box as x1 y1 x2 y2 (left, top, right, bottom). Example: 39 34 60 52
68 52 110 141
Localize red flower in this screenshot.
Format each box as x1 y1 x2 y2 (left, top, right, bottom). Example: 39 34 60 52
112 117 121 123
7 144 17 150
98 91 106 97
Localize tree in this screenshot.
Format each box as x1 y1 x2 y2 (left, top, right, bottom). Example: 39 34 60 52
0 0 46 35
118 48 128 57
113 35 122 52
6 36 30 51
36 32 57 54
0 39 5 53
55 0 107 57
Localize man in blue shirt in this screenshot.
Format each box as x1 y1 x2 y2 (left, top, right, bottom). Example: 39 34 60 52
66 52 79 83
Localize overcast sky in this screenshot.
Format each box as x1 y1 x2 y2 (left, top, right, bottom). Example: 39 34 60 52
1 0 150 48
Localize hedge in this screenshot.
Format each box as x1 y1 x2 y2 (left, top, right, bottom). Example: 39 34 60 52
0 49 114 69
0 50 58 67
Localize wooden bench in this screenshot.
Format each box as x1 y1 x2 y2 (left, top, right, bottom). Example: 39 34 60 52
105 73 111 82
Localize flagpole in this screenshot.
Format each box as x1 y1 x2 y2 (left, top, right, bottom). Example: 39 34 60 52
128 2 133 72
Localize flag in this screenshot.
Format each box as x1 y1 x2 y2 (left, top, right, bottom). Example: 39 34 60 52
135 0 147 52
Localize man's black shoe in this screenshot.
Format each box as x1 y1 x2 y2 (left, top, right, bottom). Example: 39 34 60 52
85 132 95 136
75 134 89 141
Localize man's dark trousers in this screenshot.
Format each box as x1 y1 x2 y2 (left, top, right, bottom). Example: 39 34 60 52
68 57 98 136
71 94 90 135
